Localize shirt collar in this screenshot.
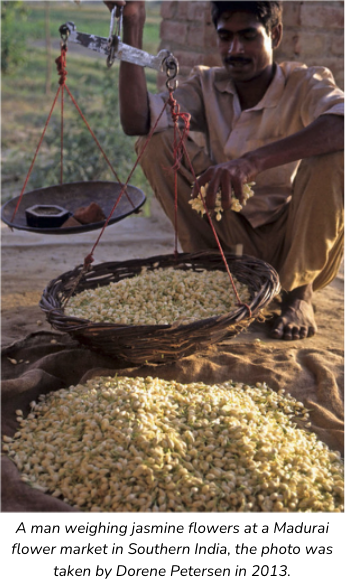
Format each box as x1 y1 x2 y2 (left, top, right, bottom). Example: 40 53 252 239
214 63 286 111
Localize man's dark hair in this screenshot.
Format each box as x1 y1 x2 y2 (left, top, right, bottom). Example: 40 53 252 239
211 2 283 34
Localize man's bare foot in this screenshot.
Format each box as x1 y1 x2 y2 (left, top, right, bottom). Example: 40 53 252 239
270 284 317 340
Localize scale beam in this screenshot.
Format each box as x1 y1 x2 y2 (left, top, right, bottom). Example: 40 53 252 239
59 21 178 78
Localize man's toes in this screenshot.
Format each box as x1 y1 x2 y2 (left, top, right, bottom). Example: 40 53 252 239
270 321 285 339
307 326 317 337
269 315 317 341
283 326 294 341
298 326 308 339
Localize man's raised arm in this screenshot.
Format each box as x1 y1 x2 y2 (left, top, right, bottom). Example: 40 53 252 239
194 113 344 211
105 1 150 135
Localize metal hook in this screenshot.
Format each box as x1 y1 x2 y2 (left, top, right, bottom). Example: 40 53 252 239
109 6 117 38
59 21 74 46
116 6 123 38
107 6 122 68
164 54 179 92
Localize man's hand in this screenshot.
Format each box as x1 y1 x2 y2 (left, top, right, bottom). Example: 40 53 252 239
192 114 343 211
103 1 149 135
104 1 125 16
192 157 258 211
193 115 343 211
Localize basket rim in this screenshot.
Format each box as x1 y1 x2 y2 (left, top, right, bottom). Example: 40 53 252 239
40 251 281 336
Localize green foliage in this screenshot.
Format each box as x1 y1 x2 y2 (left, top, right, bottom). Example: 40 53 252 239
7 67 150 196
2 68 150 200
2 1 162 212
1 1 28 74
8 1 161 49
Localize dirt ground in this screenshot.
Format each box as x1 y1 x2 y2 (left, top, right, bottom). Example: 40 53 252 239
1 201 344 354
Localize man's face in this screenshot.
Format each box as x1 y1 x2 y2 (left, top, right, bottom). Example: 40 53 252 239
216 11 275 82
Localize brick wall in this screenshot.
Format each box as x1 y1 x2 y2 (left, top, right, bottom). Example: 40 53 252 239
157 1 344 89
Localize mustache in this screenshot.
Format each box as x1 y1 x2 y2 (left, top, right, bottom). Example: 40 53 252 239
225 57 251 65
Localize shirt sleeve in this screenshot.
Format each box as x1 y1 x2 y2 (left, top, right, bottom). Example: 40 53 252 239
148 66 209 134
297 66 344 126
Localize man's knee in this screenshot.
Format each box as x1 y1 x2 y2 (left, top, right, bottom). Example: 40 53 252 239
293 150 344 209
136 130 212 178
135 129 175 170
297 150 344 180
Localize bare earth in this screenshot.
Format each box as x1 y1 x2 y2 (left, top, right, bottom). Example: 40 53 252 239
1 201 344 353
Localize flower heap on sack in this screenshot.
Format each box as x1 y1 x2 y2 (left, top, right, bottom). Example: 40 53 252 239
3 376 344 513
189 181 255 221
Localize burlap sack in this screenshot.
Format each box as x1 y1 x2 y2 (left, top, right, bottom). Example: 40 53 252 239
2 331 343 512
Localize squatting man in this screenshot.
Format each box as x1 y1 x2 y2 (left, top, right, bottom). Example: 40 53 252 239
106 0 344 340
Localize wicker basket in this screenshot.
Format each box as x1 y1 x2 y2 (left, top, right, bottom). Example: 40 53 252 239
40 252 280 364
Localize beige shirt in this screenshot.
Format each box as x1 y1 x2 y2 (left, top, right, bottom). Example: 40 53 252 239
148 62 344 227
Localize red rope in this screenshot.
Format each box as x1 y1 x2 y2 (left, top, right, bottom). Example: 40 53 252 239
182 140 251 315
10 44 135 226
60 85 64 185
62 93 173 307
63 84 135 207
83 94 173 270
11 43 250 317
10 85 62 224
163 90 251 316
56 46 67 184
56 46 132 200
167 90 191 257
55 46 68 86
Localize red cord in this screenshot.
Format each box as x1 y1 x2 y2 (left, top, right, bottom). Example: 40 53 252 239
10 85 62 224
84 93 173 268
167 90 191 257
55 46 68 86
10 44 135 224
63 84 135 207
56 46 67 184
11 44 250 316
181 139 251 315
164 90 250 315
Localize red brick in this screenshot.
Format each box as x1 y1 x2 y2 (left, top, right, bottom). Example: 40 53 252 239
329 33 344 57
187 1 208 22
204 3 213 25
301 2 344 29
158 39 173 52
296 32 327 59
160 1 177 20
204 22 218 47
186 23 205 48
160 20 188 44
282 2 301 27
174 50 206 69
177 1 189 20
275 32 300 60
173 49 222 70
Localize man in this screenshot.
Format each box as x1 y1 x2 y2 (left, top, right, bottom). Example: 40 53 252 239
106 1 344 340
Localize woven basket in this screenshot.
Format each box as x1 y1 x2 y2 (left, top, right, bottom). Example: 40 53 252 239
40 252 280 364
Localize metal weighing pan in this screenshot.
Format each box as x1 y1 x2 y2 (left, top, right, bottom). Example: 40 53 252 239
1 181 146 235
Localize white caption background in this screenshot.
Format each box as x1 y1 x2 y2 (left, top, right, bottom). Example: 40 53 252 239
1 512 344 584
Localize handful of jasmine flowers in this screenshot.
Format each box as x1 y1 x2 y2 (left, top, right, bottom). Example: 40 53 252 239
190 181 255 221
